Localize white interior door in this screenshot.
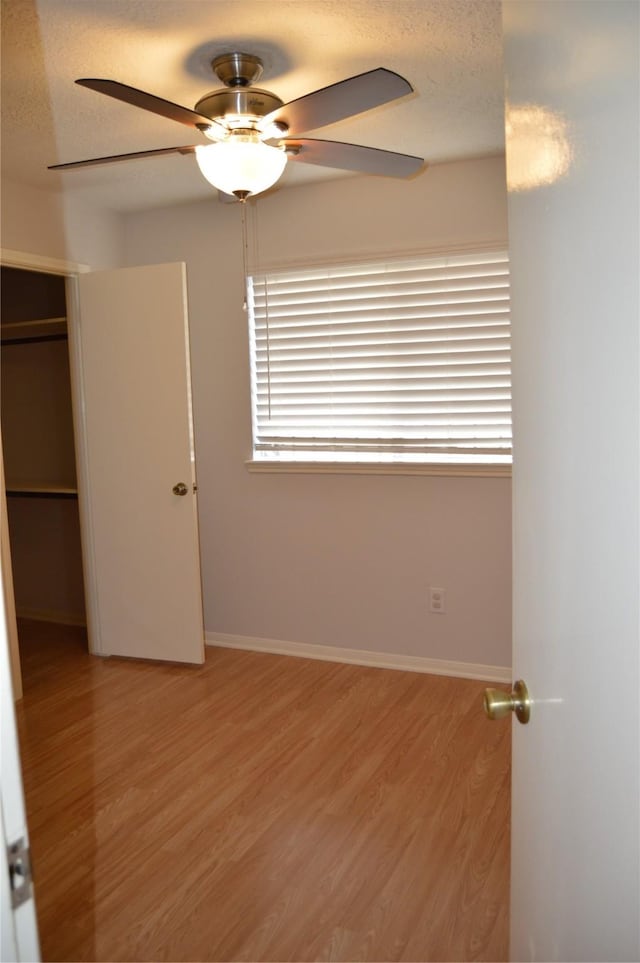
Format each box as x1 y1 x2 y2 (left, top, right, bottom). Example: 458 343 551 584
503 1 639 960
0 566 40 962
73 262 204 664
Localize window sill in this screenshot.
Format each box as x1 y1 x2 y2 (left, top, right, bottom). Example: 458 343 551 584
245 460 511 478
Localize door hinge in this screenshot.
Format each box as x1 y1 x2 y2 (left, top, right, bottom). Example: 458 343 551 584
7 837 33 909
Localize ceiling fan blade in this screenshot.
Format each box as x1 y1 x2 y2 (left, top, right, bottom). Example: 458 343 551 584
49 145 197 171
265 68 413 135
76 79 224 135
283 138 423 178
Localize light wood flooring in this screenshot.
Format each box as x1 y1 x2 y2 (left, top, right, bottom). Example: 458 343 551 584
15 619 510 962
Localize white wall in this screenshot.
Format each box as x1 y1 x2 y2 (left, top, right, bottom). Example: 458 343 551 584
124 156 512 670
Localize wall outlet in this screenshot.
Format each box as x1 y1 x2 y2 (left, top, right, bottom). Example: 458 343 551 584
429 586 446 614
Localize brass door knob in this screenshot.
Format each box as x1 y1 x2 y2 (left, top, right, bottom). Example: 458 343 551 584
484 679 531 724
172 482 188 496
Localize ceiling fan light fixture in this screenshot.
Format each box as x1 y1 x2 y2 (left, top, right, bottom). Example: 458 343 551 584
195 134 287 198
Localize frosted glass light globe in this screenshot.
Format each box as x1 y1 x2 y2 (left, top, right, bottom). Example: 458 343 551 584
195 134 287 198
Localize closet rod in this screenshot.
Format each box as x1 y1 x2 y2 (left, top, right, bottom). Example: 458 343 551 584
1 333 68 346
6 489 78 500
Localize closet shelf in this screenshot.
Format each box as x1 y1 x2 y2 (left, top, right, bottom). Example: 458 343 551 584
1 317 68 345
6 483 78 500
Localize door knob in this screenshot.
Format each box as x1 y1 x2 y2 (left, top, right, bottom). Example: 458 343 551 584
484 679 531 724
172 482 188 496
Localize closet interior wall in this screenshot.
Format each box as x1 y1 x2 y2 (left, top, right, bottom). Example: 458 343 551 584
1 266 86 627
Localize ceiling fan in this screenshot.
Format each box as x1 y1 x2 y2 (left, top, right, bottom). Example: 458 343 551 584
49 52 424 199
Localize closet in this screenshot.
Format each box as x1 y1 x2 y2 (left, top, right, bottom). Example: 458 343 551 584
2 259 206 673
1 266 86 630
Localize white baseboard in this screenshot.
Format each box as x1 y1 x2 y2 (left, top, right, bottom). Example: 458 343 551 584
206 632 511 683
17 609 87 628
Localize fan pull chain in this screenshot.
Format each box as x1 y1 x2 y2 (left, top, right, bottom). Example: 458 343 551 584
244 201 272 421
240 201 249 311
253 203 273 421
263 275 273 421
240 201 272 420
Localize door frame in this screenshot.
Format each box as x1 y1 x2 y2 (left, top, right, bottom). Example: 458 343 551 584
1 449 22 699
0 248 101 700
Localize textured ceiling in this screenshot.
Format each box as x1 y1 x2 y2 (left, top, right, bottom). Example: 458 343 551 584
1 0 505 213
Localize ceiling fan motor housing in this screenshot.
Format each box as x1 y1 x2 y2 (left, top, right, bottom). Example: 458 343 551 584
195 53 285 134
195 88 284 130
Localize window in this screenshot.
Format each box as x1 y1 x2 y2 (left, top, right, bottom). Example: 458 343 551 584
247 248 511 470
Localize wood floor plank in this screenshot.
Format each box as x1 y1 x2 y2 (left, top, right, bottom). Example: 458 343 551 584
16 618 510 962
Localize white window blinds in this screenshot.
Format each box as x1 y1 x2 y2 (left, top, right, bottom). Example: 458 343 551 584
247 249 511 465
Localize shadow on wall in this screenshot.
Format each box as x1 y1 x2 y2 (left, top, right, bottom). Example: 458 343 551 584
0 0 69 258
1 0 120 267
